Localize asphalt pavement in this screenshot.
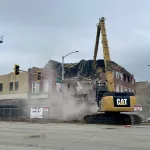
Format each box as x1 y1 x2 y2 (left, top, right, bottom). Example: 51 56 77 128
0 122 149 150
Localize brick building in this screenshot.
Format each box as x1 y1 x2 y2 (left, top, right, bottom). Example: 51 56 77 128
28 60 61 94
27 60 62 119
63 59 136 94
0 59 136 103
0 59 136 119
111 61 135 93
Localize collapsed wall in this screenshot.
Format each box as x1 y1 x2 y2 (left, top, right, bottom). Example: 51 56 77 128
54 59 110 121
63 59 105 79
58 59 109 103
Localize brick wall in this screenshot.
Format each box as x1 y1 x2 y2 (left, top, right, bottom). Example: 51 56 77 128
28 64 60 93
112 63 135 93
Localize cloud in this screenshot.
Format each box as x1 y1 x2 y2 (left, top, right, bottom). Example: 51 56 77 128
0 0 150 81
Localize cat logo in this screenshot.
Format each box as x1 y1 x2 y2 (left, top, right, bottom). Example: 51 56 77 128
117 98 127 105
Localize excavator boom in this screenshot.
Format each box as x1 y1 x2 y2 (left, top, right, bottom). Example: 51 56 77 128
93 17 114 92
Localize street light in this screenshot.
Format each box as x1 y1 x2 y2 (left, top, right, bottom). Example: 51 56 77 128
62 50 79 81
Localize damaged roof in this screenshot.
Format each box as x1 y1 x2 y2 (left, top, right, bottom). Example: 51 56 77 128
64 59 133 78
64 59 105 78
45 59 133 78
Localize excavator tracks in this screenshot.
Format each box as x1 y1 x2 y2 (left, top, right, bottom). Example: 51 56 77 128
83 112 142 125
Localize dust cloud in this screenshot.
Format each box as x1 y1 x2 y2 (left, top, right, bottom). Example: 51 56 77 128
52 81 97 122
26 79 97 122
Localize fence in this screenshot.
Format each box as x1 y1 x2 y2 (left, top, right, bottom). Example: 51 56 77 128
0 106 150 123
0 107 62 122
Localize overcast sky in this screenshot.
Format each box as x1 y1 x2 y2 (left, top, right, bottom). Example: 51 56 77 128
0 0 150 81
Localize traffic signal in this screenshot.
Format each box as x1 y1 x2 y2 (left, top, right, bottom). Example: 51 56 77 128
14 64 20 75
37 71 41 81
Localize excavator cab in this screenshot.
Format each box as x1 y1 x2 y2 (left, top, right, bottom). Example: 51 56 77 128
95 80 108 107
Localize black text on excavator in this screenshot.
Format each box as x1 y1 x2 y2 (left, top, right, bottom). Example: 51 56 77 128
83 17 142 125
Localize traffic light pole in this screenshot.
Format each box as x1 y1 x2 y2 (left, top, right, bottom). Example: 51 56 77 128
15 68 60 80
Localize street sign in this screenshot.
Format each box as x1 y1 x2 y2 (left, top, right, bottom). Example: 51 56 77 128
133 105 142 112
56 77 62 83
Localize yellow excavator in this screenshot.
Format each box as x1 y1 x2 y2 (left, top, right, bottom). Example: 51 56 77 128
83 17 142 125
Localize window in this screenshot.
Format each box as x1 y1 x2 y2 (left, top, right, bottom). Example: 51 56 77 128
15 81 19 90
115 71 119 79
116 85 119 92
132 89 134 93
115 71 123 80
125 87 127 92
32 82 40 93
123 74 127 82
0 83 3 92
9 82 13 91
121 86 123 92
128 88 131 92
120 73 123 80
127 75 130 82
43 80 49 92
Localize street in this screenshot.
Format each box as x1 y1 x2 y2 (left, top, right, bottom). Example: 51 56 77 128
0 122 149 149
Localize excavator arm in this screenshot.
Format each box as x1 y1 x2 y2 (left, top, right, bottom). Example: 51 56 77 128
93 17 114 92
93 21 101 69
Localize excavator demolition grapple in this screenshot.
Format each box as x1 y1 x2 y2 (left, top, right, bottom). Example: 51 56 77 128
82 17 142 125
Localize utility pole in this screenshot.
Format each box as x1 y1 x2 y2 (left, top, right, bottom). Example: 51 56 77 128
62 56 64 81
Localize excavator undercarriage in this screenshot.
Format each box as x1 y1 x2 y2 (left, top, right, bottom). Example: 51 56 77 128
83 112 142 125
82 83 142 125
